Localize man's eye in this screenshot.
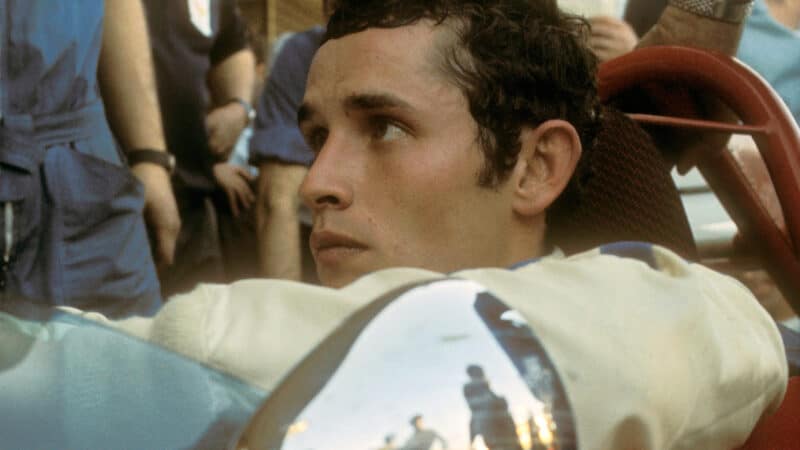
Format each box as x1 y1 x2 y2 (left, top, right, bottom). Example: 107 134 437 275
305 128 328 152
370 118 408 142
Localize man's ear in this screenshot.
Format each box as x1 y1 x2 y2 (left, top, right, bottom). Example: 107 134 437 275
511 120 582 217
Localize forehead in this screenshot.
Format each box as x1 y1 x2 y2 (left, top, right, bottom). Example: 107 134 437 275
304 22 460 109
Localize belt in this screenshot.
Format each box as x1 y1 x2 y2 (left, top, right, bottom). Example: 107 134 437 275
0 101 118 173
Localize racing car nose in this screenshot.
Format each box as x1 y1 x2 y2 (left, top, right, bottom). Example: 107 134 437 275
230 279 576 450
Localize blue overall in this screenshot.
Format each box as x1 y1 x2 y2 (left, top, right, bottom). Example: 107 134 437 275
0 0 162 317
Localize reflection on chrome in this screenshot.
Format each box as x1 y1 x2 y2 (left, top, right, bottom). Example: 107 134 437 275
285 421 308 437
232 279 577 450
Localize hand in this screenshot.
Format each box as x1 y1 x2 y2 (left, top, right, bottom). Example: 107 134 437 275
206 102 248 161
588 16 638 63
131 163 181 271
213 163 255 218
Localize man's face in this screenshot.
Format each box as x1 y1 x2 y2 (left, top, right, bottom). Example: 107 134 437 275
299 22 517 288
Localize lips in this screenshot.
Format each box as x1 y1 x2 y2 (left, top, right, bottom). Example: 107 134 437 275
310 230 368 263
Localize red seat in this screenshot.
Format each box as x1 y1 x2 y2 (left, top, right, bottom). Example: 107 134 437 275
548 105 697 259
598 45 800 315
739 376 800 450
598 46 800 448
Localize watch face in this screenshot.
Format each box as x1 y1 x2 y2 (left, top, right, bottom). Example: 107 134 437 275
228 98 255 123
166 153 177 173
232 279 577 450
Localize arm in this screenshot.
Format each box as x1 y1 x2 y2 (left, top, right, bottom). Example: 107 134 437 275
98 0 180 269
213 162 255 218
205 49 256 161
256 162 307 280
465 244 788 449
587 16 638 63
204 1 255 161
249 31 319 279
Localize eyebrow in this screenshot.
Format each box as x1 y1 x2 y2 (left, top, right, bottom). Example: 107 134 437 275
297 92 413 127
344 92 413 111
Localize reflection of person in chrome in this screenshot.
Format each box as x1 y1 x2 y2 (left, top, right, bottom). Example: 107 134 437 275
400 415 448 450
378 433 396 450
463 365 522 450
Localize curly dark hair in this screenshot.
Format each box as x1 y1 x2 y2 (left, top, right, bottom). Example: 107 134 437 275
325 0 600 195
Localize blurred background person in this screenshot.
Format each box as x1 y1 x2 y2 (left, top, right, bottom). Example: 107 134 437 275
558 0 639 63
212 32 270 287
378 434 397 450
400 415 448 450
249 0 336 281
0 0 179 317
736 0 800 124
463 365 521 450
142 0 258 296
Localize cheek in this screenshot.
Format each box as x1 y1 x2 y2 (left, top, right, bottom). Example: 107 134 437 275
380 161 477 251
362 137 486 260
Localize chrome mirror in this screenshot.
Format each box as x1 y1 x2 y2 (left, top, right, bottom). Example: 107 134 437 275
232 279 577 450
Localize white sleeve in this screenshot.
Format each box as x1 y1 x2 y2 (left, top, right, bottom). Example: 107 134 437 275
111 268 440 391
460 245 788 450
105 244 786 449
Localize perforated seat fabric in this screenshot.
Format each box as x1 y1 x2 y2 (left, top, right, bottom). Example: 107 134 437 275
549 106 697 259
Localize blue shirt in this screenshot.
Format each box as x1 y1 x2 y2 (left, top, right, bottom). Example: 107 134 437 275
1 0 104 118
738 0 800 125
249 26 325 166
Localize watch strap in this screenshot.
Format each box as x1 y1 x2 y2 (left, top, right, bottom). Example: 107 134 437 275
227 97 256 123
126 149 176 174
668 0 754 23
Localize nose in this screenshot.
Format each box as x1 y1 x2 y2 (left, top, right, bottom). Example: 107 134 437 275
300 137 354 212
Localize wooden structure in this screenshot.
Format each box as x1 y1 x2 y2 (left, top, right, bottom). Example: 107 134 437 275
237 0 323 46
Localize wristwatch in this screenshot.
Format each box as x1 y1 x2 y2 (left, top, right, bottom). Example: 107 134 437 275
668 0 754 23
227 97 256 124
126 149 176 174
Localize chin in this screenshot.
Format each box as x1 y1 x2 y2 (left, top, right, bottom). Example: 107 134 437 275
318 259 395 288
318 268 363 289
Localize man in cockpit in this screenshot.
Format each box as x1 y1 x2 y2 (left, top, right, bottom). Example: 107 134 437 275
1 0 788 449
116 1 786 448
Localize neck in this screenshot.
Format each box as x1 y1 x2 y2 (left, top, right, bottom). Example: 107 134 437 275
505 215 549 267
766 0 800 29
